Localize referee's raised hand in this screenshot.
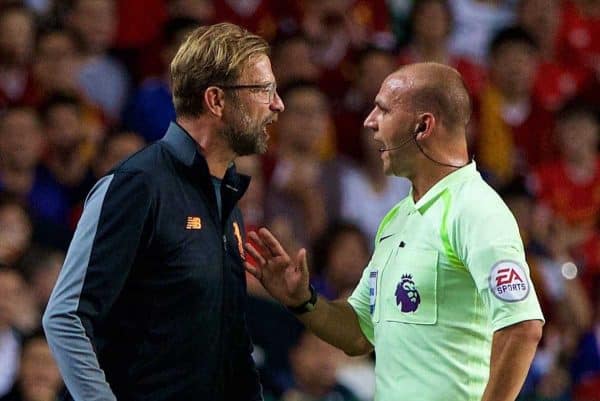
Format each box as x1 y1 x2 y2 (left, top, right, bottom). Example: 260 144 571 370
244 227 311 308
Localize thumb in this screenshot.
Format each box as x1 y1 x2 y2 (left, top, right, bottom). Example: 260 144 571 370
296 248 308 274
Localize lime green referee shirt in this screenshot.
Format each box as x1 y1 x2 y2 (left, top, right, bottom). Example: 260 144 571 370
348 162 544 401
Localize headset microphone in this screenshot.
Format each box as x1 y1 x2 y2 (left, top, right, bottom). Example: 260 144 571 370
378 122 425 153
377 134 415 153
378 122 469 169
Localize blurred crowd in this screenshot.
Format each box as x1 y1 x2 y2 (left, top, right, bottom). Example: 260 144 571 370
0 0 599 400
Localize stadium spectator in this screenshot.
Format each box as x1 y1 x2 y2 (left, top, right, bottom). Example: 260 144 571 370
166 0 215 22
66 0 130 121
531 103 600 231
338 128 411 243
265 81 345 246
40 93 96 198
0 331 62 401
0 267 25 398
271 34 320 91
557 0 600 77
122 17 198 142
0 6 36 110
266 331 361 401
398 0 486 98
448 0 516 65
66 131 145 230
31 30 81 105
571 291 600 401
18 247 64 312
475 26 557 188
299 0 366 98
0 198 33 268
92 131 145 179
335 46 397 162
311 221 370 300
0 107 71 227
214 0 299 42
32 30 107 145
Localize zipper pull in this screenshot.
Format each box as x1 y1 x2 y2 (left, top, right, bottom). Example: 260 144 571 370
222 235 227 251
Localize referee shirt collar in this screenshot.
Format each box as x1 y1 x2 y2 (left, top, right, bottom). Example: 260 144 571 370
409 162 478 213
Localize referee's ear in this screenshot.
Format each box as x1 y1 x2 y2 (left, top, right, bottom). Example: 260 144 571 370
204 86 226 118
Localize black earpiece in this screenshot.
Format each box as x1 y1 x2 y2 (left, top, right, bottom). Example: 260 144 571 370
415 122 426 134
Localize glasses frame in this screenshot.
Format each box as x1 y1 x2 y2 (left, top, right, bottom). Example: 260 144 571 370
217 83 277 104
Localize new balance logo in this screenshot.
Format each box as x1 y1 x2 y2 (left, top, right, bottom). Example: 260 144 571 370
186 217 202 230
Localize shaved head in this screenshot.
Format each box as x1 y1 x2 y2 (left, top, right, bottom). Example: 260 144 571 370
386 62 472 131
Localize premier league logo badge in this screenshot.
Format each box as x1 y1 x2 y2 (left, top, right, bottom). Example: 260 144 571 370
395 274 421 312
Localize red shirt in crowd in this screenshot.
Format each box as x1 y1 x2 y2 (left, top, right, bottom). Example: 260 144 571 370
533 159 600 227
215 0 300 42
533 61 591 111
557 0 600 73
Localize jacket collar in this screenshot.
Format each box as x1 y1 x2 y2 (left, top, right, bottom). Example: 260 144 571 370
160 121 251 221
161 121 200 167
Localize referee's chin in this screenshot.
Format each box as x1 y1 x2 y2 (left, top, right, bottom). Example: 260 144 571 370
389 155 416 179
391 167 413 180
381 159 393 176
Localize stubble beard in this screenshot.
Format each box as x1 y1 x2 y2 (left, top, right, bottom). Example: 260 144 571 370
221 101 270 156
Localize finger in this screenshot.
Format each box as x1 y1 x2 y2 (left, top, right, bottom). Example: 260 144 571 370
244 242 266 266
244 261 262 280
258 227 289 258
248 231 272 257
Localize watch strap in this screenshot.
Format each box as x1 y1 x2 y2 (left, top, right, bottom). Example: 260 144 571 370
287 284 317 315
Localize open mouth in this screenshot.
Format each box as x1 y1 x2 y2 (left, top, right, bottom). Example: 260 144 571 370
263 119 275 134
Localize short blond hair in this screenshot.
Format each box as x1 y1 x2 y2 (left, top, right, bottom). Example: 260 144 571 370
170 22 270 117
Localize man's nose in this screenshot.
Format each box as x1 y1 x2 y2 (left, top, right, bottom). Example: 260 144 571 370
364 109 377 129
270 92 285 113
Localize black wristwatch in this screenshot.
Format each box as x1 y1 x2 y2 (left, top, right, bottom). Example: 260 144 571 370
287 284 318 315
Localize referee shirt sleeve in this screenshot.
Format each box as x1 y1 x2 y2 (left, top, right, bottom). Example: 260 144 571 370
43 172 152 401
348 264 375 345
451 191 544 331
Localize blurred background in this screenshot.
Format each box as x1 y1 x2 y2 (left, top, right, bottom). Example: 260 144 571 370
0 0 599 400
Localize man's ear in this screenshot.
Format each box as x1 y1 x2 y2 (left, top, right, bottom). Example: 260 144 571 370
204 86 226 118
415 113 436 139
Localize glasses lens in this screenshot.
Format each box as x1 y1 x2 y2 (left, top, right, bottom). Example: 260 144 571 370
267 85 277 104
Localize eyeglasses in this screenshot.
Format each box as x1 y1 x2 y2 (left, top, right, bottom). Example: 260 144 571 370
218 82 278 104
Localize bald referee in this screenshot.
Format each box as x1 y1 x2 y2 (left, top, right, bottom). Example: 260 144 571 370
246 62 544 401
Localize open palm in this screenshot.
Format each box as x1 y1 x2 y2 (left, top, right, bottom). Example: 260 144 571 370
244 228 311 307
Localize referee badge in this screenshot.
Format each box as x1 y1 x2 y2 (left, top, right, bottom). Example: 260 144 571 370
369 271 378 314
395 274 421 312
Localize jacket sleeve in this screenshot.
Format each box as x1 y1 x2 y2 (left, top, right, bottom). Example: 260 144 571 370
43 172 153 401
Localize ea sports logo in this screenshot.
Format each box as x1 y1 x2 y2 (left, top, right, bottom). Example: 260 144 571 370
489 261 530 302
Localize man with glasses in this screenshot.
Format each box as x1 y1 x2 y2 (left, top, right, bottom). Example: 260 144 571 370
43 23 284 401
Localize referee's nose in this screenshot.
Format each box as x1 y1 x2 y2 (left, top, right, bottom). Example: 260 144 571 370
364 107 377 131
